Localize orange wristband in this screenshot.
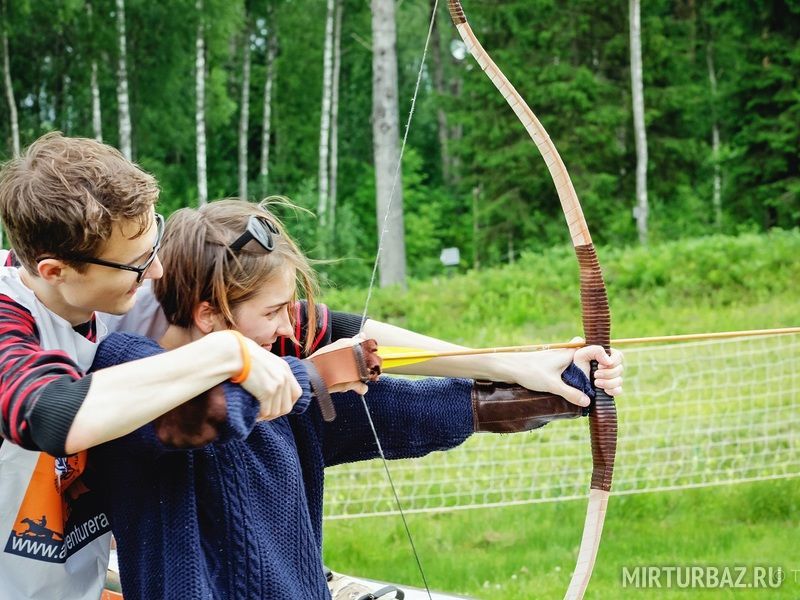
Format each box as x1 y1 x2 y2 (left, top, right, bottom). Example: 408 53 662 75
229 330 252 384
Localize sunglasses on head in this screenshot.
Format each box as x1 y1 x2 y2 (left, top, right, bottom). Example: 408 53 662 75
228 215 280 253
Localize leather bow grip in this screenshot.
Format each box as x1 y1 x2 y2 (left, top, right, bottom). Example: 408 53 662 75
303 339 383 422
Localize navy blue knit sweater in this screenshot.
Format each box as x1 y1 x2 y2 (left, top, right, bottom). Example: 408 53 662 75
89 333 475 599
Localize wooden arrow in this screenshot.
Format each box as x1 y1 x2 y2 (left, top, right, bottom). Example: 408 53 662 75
378 326 800 370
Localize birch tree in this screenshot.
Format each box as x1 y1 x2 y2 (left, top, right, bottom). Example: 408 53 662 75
328 0 342 230
706 39 722 228
90 61 102 141
0 0 14 246
259 17 277 196
61 74 73 133
115 0 132 159
317 0 335 227
429 0 451 184
86 1 102 141
1 0 19 157
629 0 648 245
238 21 252 201
371 0 406 287
196 0 207 205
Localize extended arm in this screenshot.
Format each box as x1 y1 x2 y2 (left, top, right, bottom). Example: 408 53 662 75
320 376 475 467
361 319 623 405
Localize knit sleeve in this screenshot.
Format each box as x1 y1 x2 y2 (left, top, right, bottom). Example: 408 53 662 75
329 311 363 340
319 376 475 468
91 333 312 455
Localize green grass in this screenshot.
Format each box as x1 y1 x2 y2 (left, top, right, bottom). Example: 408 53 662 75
319 231 800 598
321 229 800 343
324 480 799 598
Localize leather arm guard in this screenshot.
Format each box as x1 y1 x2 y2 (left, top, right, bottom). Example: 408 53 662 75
303 339 382 422
472 382 588 433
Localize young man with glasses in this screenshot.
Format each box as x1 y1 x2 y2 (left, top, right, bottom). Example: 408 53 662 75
0 133 315 599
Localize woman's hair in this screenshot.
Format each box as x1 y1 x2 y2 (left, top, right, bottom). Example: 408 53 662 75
153 198 319 355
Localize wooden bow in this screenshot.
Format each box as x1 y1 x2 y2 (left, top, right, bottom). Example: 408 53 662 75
446 3 618 598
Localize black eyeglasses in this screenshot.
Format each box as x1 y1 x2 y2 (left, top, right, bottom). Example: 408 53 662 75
228 215 280 253
39 213 165 283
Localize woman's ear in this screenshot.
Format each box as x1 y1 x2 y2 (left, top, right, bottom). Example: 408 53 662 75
193 301 223 334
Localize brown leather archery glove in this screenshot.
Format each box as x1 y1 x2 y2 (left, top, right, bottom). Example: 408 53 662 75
472 382 587 433
153 384 228 447
303 339 382 422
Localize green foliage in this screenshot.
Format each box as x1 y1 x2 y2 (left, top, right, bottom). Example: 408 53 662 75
0 0 798 282
322 229 800 343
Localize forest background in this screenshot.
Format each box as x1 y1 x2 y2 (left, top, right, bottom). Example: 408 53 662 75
2 2 798 597
1 0 797 288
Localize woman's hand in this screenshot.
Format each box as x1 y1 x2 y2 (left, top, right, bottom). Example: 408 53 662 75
573 341 624 398
493 338 624 407
309 337 370 395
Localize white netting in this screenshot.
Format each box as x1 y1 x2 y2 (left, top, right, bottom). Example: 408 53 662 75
323 333 799 519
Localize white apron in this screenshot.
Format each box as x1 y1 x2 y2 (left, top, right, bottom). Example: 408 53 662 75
0 267 111 600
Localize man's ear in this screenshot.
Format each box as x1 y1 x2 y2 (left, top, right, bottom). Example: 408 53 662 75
193 301 224 334
36 259 67 285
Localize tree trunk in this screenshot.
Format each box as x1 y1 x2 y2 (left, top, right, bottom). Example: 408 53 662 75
87 1 102 141
0 0 15 247
115 0 132 160
429 0 451 185
449 77 462 185
259 18 277 197
328 0 342 230
706 40 722 229
629 0 648 245
61 73 73 133
472 186 480 270
687 0 697 64
238 22 252 201
196 0 207 206
317 0 335 227
371 0 406 288
91 61 102 141
1 2 19 158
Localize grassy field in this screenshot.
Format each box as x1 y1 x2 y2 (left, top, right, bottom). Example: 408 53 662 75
320 231 800 598
324 480 799 599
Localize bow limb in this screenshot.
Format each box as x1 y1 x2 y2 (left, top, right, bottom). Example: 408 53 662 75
446 3 618 599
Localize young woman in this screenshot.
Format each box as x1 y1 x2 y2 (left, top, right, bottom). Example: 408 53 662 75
89 199 622 599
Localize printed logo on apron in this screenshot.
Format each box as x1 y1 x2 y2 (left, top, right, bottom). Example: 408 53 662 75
4 452 110 564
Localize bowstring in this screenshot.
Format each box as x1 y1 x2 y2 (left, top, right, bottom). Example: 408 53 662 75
355 1 440 597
